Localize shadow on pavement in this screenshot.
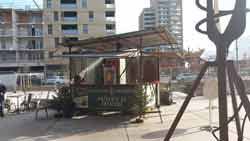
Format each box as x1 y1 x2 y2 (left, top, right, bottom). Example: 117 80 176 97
0 112 133 141
141 129 186 139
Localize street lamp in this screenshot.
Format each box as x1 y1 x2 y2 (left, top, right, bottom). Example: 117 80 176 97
236 39 239 72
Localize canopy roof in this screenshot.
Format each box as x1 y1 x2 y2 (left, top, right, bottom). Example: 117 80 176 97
61 27 177 53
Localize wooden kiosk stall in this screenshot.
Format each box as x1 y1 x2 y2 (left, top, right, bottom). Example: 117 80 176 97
59 27 176 112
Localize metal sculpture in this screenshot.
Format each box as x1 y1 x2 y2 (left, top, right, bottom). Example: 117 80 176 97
164 0 250 140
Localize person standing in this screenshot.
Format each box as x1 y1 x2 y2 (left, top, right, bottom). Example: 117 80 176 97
0 82 6 117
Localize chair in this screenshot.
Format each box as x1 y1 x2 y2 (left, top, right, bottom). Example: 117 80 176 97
35 91 50 120
21 93 36 111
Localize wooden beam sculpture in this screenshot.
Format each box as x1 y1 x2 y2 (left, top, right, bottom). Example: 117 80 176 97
164 0 250 140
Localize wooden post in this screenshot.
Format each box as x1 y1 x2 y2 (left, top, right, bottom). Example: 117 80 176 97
164 62 210 141
69 45 73 97
139 37 143 84
69 45 72 81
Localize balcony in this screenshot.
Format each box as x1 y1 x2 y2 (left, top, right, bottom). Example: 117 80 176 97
0 43 17 50
61 4 77 9
62 17 77 22
62 11 78 23
0 59 18 65
62 24 78 35
19 45 44 50
17 18 43 24
17 31 43 37
105 11 115 22
0 21 12 25
0 60 45 67
105 24 115 34
0 30 12 37
105 0 115 8
105 4 115 9
105 17 115 22
62 29 78 35
106 29 116 35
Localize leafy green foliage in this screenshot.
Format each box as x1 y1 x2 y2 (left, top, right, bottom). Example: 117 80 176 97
51 86 75 118
133 85 147 117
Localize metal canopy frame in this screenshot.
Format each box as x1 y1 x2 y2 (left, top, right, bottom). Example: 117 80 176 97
60 27 177 53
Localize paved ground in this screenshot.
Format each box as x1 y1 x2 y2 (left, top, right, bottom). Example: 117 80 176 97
1 92 250 141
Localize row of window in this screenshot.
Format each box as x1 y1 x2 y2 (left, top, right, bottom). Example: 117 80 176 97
48 24 115 35
47 0 115 8
53 11 115 22
144 17 155 21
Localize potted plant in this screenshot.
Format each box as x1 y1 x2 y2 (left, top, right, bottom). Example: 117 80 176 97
51 86 75 118
132 85 147 123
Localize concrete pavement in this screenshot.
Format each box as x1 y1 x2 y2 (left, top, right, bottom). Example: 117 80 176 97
0 93 250 141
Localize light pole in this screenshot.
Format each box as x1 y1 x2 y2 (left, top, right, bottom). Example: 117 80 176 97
236 39 239 72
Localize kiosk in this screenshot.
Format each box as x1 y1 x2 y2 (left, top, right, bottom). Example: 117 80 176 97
58 27 177 112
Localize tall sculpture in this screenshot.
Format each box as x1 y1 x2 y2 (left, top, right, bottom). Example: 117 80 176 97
164 0 250 141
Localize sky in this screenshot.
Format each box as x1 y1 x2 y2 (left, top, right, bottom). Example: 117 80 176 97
116 0 250 59
2 0 250 58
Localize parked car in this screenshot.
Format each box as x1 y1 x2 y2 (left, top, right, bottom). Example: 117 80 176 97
43 76 65 85
176 73 197 82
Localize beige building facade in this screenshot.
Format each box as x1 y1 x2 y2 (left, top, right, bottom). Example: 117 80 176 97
43 0 116 73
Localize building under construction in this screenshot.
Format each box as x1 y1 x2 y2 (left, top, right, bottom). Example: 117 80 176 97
0 0 116 75
0 7 45 72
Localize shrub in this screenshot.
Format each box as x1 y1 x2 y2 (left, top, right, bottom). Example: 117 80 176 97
51 86 75 118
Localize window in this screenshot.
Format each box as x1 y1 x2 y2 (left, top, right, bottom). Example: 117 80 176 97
62 24 78 30
62 24 78 34
63 11 77 17
60 0 77 8
54 12 59 21
89 11 94 21
105 0 114 4
48 24 53 35
81 0 87 8
106 24 115 32
82 24 88 33
105 11 115 17
55 38 60 48
61 0 76 4
62 11 77 21
105 11 115 21
47 0 52 8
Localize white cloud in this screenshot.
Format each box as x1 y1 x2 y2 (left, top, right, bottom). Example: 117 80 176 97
116 0 150 34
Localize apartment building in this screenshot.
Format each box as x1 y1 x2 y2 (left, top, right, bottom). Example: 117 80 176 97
139 8 156 30
0 8 45 72
43 0 116 72
139 0 183 50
